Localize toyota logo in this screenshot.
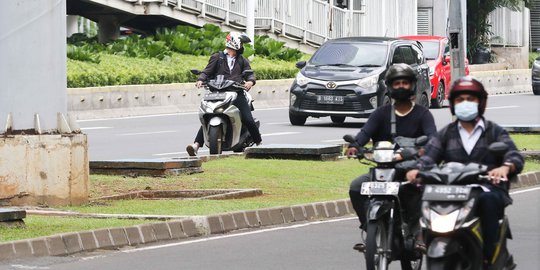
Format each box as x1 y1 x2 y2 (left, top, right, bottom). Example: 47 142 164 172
326 81 337 89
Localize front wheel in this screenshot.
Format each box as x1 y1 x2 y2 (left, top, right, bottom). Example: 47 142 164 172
330 116 346 124
401 255 422 270
289 112 307 126
208 125 223 155
365 220 390 270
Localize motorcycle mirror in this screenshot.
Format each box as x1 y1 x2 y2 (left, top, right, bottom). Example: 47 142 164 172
343 134 356 144
488 142 509 156
415 135 429 147
442 55 450 66
295 61 306 69
190 69 201 75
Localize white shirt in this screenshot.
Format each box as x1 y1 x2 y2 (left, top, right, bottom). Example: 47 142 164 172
225 50 236 71
457 119 485 155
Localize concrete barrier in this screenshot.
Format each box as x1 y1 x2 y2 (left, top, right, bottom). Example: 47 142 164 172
67 70 532 120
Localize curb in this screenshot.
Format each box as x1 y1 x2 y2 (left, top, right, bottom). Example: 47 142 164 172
1 171 539 262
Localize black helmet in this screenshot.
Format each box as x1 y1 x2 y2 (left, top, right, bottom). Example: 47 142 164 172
449 76 488 116
385 63 417 86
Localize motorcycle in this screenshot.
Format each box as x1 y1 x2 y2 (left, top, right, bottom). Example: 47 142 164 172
190 69 259 155
344 135 428 270
417 142 516 270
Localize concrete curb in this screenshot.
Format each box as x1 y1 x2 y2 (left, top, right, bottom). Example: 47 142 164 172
1 171 539 262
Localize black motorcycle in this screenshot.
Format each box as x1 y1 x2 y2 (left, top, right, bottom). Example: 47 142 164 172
344 135 427 270
418 142 516 270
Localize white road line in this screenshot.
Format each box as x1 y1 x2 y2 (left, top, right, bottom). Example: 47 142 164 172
321 139 345 143
122 217 357 254
262 132 300 137
510 186 540 195
80 127 113 130
117 130 177 136
485 105 519 110
9 265 50 269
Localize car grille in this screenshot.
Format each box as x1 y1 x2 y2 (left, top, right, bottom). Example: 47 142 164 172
299 89 373 111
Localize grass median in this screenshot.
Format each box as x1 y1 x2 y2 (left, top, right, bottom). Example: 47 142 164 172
1 134 539 242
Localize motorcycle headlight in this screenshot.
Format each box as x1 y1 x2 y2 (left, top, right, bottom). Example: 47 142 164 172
295 72 309 87
373 149 394 163
213 96 233 113
455 198 475 226
430 210 459 233
356 75 378 89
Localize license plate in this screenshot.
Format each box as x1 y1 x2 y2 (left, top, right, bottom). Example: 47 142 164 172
204 92 227 101
361 182 400 195
316 95 344 104
422 185 472 201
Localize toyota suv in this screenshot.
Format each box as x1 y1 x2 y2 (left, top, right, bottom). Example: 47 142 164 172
289 37 431 125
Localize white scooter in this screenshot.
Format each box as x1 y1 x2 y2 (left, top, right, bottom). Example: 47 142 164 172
190 70 259 155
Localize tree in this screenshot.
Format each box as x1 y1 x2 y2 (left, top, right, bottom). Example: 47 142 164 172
466 0 531 63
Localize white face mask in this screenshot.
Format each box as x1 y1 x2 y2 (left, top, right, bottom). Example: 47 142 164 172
454 101 479 121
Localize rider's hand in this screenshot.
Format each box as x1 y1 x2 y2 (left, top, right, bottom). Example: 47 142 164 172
346 147 358 158
195 81 203 88
488 165 511 185
394 153 403 161
406 169 419 183
244 81 254 91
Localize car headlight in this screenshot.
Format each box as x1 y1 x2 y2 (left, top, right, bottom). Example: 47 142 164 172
295 72 309 87
429 66 435 76
356 75 378 89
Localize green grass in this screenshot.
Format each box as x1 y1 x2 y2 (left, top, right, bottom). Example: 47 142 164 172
510 134 540 151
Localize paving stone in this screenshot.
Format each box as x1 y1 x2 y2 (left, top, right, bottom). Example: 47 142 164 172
79 231 98 251
536 172 540 184
29 238 49 257
221 214 236 232
62 233 82 254
336 200 348 216
244 210 260 227
94 229 114 249
124 227 142 246
181 219 199 237
207 215 223 234
0 243 15 261
304 204 317 220
291 206 306 222
281 207 294 223
315 203 328 218
152 223 172 241
325 202 338 218
168 220 187 239
257 210 272 226
12 240 32 258
109 227 129 247
46 236 67 256
232 212 248 229
0 208 26 222
268 208 284 225
529 172 539 185
345 199 354 214
138 224 157 244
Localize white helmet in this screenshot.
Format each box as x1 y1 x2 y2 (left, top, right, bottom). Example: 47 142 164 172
225 32 251 50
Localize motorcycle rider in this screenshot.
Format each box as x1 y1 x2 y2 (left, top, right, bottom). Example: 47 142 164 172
346 63 437 252
406 76 524 269
186 32 262 156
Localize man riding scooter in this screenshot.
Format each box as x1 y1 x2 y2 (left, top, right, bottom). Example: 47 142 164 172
186 32 262 156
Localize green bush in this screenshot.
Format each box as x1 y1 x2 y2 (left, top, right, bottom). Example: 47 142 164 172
530 52 539 68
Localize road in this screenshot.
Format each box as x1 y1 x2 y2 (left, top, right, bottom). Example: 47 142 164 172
3 187 539 270
78 93 540 160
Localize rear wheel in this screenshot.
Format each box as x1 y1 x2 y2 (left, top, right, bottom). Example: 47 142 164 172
330 116 346 124
208 126 223 155
533 86 540 95
431 82 445 108
289 112 307 126
365 220 390 270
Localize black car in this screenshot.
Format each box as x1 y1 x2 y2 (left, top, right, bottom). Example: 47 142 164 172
289 37 431 125
532 55 540 95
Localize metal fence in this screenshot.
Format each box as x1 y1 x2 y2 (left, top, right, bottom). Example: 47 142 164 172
488 6 527 47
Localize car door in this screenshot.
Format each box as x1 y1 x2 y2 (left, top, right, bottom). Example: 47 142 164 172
442 39 452 91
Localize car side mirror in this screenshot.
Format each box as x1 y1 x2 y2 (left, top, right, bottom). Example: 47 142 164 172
296 61 306 69
442 55 450 66
488 142 509 156
190 69 201 75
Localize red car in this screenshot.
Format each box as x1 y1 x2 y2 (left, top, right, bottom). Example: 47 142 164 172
400 35 469 108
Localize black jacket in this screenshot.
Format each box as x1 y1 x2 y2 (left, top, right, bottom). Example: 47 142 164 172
197 51 256 85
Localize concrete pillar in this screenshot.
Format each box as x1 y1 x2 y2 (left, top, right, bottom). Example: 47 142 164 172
0 0 89 206
246 0 255 45
66 15 79 37
98 15 120 43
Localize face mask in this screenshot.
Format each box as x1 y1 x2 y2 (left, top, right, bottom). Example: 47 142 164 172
454 101 479 121
390 87 413 101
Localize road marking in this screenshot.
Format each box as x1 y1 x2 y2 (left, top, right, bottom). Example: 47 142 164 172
267 119 324 125
117 130 177 136
80 126 112 130
262 132 300 137
122 217 357 254
510 186 540 195
10 265 50 269
485 105 519 110
321 139 345 143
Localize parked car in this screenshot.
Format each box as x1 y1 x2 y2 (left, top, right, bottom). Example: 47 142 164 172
532 55 540 95
288 37 431 126
400 35 470 108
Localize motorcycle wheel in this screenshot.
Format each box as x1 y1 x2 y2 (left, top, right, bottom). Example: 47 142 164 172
208 126 223 155
400 255 422 270
365 220 389 270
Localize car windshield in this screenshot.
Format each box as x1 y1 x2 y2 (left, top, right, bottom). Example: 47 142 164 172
309 43 387 67
419 41 440 60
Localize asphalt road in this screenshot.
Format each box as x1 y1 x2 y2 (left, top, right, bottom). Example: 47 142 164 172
78 93 540 160
3 187 539 270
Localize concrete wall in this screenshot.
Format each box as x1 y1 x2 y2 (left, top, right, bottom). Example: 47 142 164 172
0 134 89 206
491 47 530 69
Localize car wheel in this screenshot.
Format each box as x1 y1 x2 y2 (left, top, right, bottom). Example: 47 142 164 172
431 82 445 108
419 93 430 108
533 86 540 95
330 116 346 124
382 95 391 106
289 111 307 126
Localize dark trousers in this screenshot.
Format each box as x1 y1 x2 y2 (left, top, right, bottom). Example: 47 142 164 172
349 173 423 234
194 92 262 145
477 188 506 262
